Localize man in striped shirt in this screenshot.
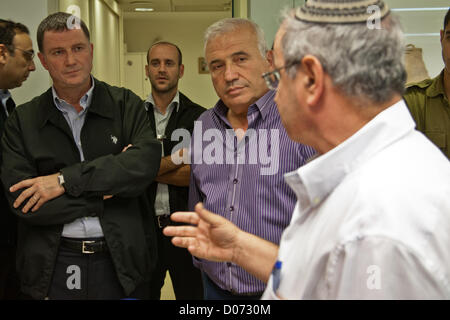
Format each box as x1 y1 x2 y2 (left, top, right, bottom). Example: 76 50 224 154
188 18 315 299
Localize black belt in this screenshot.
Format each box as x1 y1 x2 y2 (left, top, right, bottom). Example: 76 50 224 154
60 237 108 254
156 214 171 229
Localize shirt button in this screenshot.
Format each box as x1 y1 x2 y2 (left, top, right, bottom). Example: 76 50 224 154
227 262 232 267
230 206 234 212
233 179 238 184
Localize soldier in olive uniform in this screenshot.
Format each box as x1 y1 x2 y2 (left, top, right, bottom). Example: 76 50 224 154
404 8 450 159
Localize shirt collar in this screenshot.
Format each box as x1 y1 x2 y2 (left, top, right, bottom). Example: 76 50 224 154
52 75 95 112
285 100 415 211
145 91 180 113
0 89 11 111
213 89 275 125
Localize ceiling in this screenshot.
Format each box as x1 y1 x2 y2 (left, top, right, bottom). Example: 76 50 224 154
116 0 232 13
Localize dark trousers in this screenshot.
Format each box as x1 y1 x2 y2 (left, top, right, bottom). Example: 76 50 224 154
202 272 262 300
47 244 148 300
0 245 20 300
149 222 203 300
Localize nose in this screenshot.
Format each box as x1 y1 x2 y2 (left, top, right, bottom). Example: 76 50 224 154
224 62 238 83
66 51 76 66
158 63 168 73
29 59 36 71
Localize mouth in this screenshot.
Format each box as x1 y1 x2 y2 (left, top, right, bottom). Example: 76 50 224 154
226 86 245 95
65 70 80 76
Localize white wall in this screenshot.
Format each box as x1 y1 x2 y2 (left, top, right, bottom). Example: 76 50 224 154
90 0 121 86
123 11 231 108
0 0 57 105
386 0 448 78
59 0 123 87
247 0 447 80
248 0 305 47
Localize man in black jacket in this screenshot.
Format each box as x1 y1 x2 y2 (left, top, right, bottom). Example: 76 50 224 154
0 19 35 300
1 12 160 300
144 41 205 299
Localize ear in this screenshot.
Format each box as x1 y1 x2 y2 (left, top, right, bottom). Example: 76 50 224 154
90 43 94 59
266 50 274 69
440 29 444 43
0 44 8 65
145 64 150 78
37 52 49 70
179 63 185 79
299 55 324 107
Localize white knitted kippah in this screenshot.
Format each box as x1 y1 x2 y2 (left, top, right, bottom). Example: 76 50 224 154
295 0 390 24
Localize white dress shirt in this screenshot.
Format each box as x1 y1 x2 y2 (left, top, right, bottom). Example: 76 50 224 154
0 89 12 116
52 79 103 238
263 100 450 299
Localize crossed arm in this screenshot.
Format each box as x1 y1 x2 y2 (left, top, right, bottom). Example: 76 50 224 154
163 202 279 283
9 144 133 214
155 148 190 187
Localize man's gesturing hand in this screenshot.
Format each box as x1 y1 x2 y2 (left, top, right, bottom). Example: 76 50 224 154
9 173 65 213
163 202 241 264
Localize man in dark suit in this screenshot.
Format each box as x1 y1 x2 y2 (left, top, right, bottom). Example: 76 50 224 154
0 19 35 299
144 41 205 299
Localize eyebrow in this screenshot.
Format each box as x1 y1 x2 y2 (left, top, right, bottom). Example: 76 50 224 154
49 42 86 50
209 51 250 65
231 51 249 57
150 58 175 63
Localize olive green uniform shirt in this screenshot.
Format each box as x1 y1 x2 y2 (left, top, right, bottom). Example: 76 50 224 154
404 71 450 159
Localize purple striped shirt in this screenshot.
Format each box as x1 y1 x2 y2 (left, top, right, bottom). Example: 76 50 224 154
189 90 316 295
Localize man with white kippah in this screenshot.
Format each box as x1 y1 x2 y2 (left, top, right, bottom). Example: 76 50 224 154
164 0 450 299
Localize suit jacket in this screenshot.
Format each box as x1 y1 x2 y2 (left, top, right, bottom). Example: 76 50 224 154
146 92 206 214
0 99 17 247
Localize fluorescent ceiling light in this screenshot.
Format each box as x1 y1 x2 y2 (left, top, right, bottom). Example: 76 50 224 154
135 8 154 12
391 7 449 12
404 33 440 37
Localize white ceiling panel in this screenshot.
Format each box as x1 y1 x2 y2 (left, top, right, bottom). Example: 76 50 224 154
117 0 232 13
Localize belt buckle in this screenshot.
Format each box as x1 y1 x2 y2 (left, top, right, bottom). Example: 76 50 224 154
82 240 95 254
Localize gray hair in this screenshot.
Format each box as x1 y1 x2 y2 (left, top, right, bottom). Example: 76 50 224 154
281 10 406 104
204 18 268 58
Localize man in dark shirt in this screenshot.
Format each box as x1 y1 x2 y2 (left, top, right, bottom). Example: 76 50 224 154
0 19 35 300
144 41 205 299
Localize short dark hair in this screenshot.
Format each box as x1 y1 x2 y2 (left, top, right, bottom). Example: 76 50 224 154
37 12 90 52
444 8 450 30
0 19 30 54
147 41 182 66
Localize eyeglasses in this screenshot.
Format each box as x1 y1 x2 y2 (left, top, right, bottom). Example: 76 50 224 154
14 47 35 62
262 61 301 90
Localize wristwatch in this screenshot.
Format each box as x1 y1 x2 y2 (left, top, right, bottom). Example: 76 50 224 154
57 173 65 188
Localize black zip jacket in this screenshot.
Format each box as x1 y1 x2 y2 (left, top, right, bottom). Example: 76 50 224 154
1 78 161 299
